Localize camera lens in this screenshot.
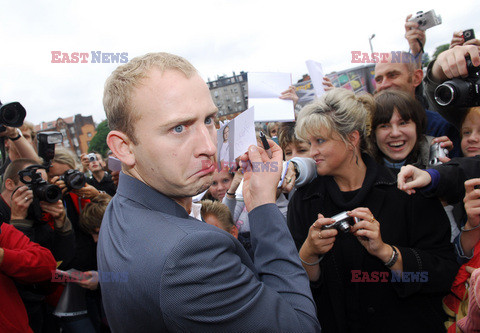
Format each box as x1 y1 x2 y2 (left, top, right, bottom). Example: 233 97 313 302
0 102 26 127
66 172 86 190
434 84 455 106
338 221 351 233
35 184 62 203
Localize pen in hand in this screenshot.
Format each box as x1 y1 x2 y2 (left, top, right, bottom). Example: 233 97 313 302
259 131 273 159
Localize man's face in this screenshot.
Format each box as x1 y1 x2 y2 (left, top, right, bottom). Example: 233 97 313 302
128 69 218 197
374 61 418 96
21 129 34 146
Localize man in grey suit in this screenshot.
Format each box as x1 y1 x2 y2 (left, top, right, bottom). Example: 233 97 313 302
97 52 320 332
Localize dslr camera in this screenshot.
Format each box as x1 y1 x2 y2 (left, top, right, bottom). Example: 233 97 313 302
322 211 360 233
428 142 449 167
86 153 97 162
18 131 63 202
60 169 86 191
18 166 62 203
0 101 27 133
434 56 480 107
17 131 64 220
408 10 442 31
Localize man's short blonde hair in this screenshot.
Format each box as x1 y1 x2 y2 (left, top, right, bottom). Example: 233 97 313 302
200 199 235 233
103 52 198 144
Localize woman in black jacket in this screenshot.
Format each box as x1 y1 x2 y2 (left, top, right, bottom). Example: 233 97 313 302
287 88 458 332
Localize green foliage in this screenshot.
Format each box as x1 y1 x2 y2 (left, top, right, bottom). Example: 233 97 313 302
88 120 110 156
432 44 450 60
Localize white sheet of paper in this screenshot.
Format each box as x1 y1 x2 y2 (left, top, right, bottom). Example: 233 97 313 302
216 106 257 170
306 60 325 97
248 72 295 122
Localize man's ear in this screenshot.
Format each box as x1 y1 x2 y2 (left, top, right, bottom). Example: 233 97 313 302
107 130 136 167
412 69 423 88
230 225 239 239
4 178 16 191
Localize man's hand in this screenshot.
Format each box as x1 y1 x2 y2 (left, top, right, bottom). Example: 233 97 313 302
39 200 66 229
405 14 426 56
432 45 480 82
240 140 282 211
397 165 432 195
10 186 33 220
322 77 334 92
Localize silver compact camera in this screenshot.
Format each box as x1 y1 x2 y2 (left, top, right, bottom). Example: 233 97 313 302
408 10 442 31
428 142 448 167
87 153 97 162
322 211 360 233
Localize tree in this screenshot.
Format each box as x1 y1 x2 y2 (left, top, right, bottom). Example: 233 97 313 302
432 44 450 61
88 120 110 156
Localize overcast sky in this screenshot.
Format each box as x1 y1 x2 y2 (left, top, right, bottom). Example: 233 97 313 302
1 0 479 126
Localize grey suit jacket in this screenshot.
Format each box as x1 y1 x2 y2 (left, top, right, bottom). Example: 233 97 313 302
97 172 320 332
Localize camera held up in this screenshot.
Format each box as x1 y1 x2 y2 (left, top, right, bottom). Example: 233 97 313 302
434 56 480 108
0 101 27 133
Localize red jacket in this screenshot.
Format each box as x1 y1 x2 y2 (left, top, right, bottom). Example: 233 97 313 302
0 223 56 333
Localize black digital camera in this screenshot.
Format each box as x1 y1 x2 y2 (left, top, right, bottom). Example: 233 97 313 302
18 165 62 203
434 56 480 107
60 169 86 191
322 211 360 233
0 101 27 133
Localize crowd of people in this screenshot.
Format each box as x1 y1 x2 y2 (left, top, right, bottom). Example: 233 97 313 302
1 13 480 333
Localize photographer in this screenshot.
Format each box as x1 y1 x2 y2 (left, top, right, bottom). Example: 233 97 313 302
423 44 480 129
0 125 40 176
81 152 116 196
0 158 75 332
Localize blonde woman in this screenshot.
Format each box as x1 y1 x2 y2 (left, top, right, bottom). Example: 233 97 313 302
287 88 457 332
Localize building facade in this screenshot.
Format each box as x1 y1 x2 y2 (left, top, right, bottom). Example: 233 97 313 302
207 71 248 117
35 114 96 157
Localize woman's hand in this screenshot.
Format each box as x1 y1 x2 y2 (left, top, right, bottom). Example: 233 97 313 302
349 208 391 261
301 213 338 257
